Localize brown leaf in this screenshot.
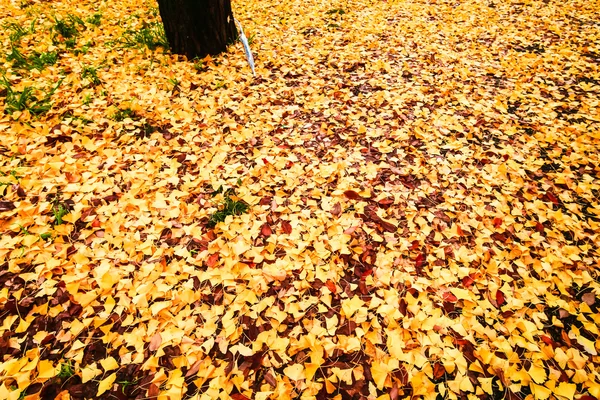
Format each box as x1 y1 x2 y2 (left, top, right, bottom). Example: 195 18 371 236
147 383 160 399
281 220 292 234
331 202 342 217
264 371 277 387
149 332 162 351
0 201 15 212
582 292 596 306
261 223 273 237
344 190 362 200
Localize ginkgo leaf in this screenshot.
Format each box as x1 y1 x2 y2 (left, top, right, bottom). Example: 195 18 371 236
283 364 305 381
97 372 116 396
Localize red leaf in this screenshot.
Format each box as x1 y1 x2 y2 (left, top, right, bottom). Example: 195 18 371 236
325 280 336 294
378 197 394 206
261 223 272 237
493 217 502 228
415 253 425 269
281 220 292 234
433 363 445 379
344 190 362 200
456 224 464 236
462 276 474 287
535 222 544 232
231 394 251 400
442 292 458 302
206 253 219 268
361 268 373 278
540 335 557 347
496 290 506 307
545 191 559 205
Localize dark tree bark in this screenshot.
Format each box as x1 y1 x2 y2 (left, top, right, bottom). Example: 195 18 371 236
157 0 238 60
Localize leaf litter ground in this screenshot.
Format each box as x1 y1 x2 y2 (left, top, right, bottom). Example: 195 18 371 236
0 0 599 399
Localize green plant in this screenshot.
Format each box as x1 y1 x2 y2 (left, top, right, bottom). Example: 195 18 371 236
167 77 179 92
192 57 204 72
68 14 86 28
40 232 52 241
111 107 136 121
82 93 92 105
326 8 346 15
53 16 78 39
118 379 139 394
122 21 168 51
4 22 27 43
30 51 58 70
86 13 102 26
7 46 57 71
1 75 61 115
7 45 27 68
52 203 69 225
208 189 249 228
65 38 77 49
81 65 101 86
57 361 74 379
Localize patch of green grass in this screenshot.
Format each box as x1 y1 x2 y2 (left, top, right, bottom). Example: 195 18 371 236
81 65 101 86
167 77 180 93
208 189 249 228
326 8 346 15
1 75 61 115
82 93 92 105
4 22 27 43
86 13 102 26
111 107 136 121
7 46 57 71
57 361 74 379
52 203 69 225
53 16 78 39
7 45 27 68
68 14 86 29
122 21 169 51
30 51 58 70
192 57 204 72
65 38 77 49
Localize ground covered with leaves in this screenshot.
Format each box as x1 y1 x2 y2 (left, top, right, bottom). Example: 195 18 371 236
0 0 599 399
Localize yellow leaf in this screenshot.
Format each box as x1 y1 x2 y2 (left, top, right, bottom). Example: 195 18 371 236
37 360 58 379
370 361 388 390
82 365 101 383
528 363 546 384
341 295 365 318
100 357 119 372
555 382 576 400
283 364 305 381
531 383 551 400
97 372 116 396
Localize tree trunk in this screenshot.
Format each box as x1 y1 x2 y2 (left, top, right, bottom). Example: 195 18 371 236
157 0 237 60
